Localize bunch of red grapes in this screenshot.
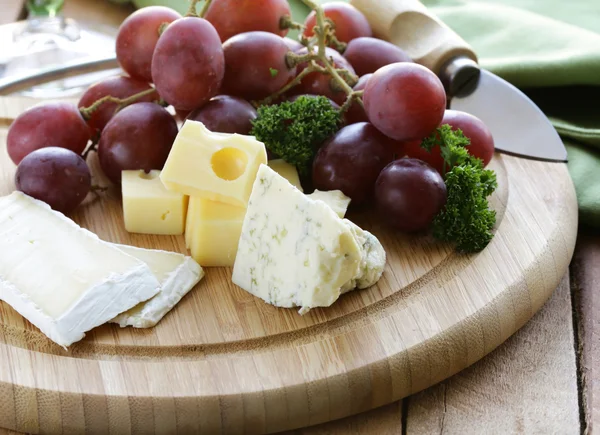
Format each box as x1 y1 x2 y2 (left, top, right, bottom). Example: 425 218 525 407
7 0 494 233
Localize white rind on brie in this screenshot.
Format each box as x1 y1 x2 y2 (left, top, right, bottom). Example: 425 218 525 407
111 245 204 328
0 263 158 348
0 192 161 348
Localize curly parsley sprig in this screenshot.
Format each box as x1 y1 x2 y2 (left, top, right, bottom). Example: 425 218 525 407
422 125 498 253
250 95 341 175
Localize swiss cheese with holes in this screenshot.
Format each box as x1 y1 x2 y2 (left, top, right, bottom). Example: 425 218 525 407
160 121 268 208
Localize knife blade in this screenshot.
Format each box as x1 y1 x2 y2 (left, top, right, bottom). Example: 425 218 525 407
350 0 568 163
450 68 567 162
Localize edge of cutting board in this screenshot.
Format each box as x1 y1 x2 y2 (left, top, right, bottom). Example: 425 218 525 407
0 98 578 433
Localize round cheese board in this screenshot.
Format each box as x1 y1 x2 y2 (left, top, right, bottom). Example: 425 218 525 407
0 0 578 433
0 102 577 433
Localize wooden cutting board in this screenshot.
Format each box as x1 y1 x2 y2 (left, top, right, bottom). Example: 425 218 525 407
0 96 578 434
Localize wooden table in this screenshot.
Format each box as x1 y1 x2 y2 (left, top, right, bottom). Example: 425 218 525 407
0 1 597 433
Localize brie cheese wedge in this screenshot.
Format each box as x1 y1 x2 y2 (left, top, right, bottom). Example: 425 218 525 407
0 192 160 348
111 245 204 328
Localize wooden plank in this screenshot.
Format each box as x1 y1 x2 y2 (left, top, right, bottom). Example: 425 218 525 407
288 401 403 434
573 231 600 434
282 273 580 434
405 275 580 434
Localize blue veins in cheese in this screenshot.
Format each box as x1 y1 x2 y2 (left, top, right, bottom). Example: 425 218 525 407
341 220 386 293
232 164 386 314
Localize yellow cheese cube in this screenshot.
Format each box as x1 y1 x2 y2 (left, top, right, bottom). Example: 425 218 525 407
268 159 303 192
160 121 267 208
307 190 351 218
187 197 246 267
122 170 189 235
184 195 201 249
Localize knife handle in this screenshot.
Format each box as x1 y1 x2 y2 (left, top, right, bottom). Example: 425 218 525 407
349 0 479 95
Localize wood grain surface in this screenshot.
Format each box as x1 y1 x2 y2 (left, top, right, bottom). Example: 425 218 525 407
573 231 600 434
0 1 586 433
406 275 579 434
0 85 579 434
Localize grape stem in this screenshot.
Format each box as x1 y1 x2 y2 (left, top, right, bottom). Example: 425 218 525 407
280 15 303 31
79 88 158 120
261 0 361 114
258 66 315 106
198 0 212 17
186 0 212 18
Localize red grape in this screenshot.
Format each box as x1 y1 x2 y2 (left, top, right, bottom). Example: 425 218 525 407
312 122 395 204
116 6 181 82
303 2 372 43
7 102 91 165
364 63 446 142
375 158 447 232
222 31 295 100
98 103 178 184
15 147 91 214
187 95 257 135
401 111 495 174
175 109 191 123
283 37 303 52
344 37 412 76
345 73 371 125
295 47 356 105
77 76 159 133
398 139 445 173
204 0 291 42
441 110 495 167
151 17 224 111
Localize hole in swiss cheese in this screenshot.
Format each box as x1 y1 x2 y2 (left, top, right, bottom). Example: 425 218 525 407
211 147 248 181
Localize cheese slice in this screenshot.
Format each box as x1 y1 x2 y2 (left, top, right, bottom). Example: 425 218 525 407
307 190 351 218
0 192 160 348
232 165 363 314
341 220 386 293
111 245 204 328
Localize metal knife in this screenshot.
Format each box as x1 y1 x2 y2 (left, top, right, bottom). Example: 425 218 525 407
350 0 567 163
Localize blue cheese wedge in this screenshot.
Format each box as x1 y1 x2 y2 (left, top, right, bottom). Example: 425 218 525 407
341 220 386 293
0 192 160 348
232 164 363 314
111 245 204 328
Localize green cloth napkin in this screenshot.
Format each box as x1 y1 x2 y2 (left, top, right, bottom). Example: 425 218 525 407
419 0 600 227
131 0 600 227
